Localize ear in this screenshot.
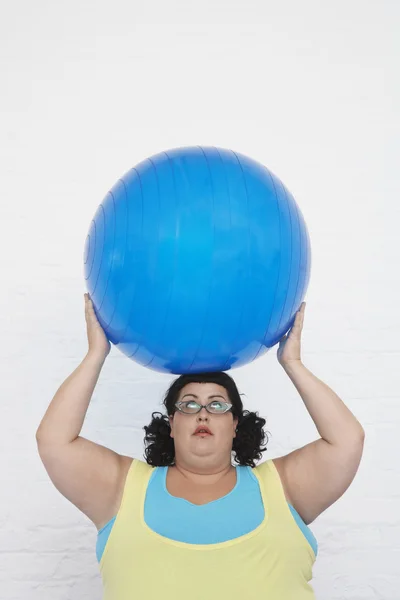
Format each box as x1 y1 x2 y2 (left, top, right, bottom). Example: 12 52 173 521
168 414 174 437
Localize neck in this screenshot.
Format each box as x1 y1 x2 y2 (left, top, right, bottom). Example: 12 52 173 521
172 459 234 485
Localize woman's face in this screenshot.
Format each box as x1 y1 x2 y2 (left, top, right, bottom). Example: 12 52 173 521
168 382 238 465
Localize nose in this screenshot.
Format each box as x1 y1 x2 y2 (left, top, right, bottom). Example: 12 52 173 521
197 406 209 418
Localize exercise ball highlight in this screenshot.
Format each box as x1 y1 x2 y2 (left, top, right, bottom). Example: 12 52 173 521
84 146 311 374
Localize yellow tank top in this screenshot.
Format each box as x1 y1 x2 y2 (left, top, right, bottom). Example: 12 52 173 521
99 458 316 599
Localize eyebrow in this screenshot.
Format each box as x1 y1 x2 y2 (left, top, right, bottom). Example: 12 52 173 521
181 394 227 400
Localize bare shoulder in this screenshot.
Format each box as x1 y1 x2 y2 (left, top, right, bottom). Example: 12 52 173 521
36 436 136 532
121 455 135 474
104 455 134 523
272 456 284 476
271 457 295 505
271 437 364 524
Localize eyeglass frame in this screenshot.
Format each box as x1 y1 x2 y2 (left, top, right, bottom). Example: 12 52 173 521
174 399 233 415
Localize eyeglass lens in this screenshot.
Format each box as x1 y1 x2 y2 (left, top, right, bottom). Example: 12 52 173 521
179 401 230 414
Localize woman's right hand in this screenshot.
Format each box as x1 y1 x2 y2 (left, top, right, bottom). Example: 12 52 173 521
84 293 111 361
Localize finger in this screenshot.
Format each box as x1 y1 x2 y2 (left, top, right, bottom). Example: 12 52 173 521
295 306 305 324
289 320 302 337
85 301 97 321
87 307 97 322
292 315 302 330
85 297 95 312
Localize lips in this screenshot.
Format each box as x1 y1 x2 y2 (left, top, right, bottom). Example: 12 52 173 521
193 426 212 435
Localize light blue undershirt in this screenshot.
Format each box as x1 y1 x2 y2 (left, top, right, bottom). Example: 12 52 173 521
96 464 318 562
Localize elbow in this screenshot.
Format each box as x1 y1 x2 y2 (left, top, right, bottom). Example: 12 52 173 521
357 425 366 442
348 421 365 444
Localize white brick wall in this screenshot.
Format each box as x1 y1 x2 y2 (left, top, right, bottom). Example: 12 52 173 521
1 1 399 598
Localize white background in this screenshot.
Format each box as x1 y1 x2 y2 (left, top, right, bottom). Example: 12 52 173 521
1 1 399 598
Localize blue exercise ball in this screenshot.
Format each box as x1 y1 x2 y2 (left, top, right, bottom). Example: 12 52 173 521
84 146 311 374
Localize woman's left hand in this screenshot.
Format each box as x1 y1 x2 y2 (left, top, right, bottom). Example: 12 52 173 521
277 302 306 366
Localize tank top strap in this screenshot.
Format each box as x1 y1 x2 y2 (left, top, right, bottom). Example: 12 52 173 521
253 459 290 517
122 459 154 511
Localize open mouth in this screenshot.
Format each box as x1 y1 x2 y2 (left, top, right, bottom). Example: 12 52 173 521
194 431 212 436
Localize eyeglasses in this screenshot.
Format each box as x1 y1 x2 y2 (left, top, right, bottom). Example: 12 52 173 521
174 400 233 415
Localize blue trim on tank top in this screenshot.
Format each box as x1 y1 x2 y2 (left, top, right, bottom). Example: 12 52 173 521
96 464 318 561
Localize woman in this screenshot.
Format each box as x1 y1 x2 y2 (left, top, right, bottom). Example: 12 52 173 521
36 295 365 599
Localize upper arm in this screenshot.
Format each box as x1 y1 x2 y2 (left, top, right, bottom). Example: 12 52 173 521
36 435 132 529
274 435 365 524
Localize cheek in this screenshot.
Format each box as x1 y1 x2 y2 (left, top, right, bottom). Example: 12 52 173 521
171 416 193 435
216 421 236 435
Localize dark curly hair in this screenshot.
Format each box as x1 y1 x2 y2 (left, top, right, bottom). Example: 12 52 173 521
143 371 269 468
